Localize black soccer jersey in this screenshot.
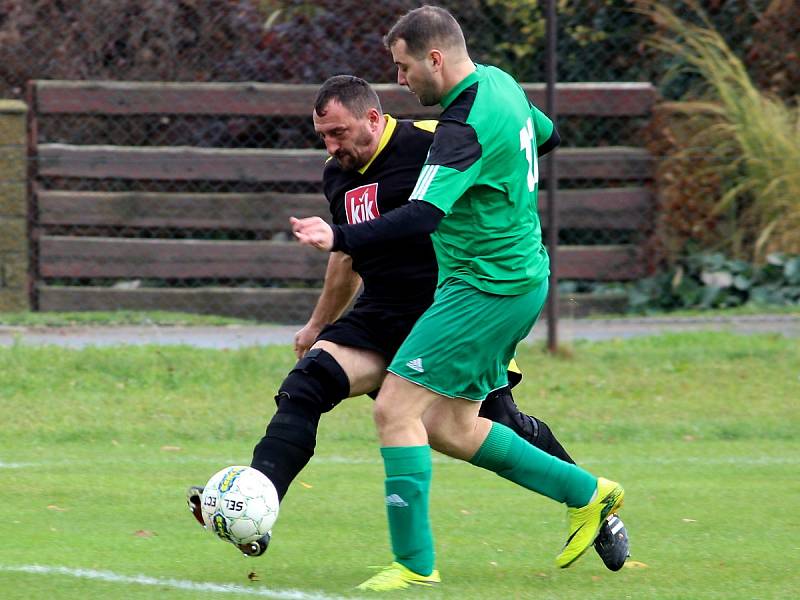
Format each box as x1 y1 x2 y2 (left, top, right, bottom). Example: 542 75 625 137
322 116 438 313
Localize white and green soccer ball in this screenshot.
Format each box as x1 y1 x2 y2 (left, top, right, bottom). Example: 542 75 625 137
201 466 279 545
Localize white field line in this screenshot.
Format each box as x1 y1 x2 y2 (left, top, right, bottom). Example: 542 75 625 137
0 564 354 600
0 461 35 468
1 454 798 471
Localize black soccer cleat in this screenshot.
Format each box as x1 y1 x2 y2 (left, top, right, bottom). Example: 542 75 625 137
239 532 271 557
594 513 630 571
186 485 206 527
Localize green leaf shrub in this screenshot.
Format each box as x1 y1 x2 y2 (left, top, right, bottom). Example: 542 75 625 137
628 251 800 312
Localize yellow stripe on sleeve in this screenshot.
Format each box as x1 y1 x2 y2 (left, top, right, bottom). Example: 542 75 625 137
412 120 438 133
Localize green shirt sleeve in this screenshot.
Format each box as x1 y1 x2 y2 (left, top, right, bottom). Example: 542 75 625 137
530 104 554 147
409 120 483 215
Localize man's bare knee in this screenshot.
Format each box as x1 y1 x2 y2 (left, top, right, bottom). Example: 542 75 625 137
373 374 441 446
373 400 402 432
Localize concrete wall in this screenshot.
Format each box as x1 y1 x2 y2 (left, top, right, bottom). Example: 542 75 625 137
0 100 29 311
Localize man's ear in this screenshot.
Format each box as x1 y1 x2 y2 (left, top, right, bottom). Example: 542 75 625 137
429 49 443 70
367 107 382 128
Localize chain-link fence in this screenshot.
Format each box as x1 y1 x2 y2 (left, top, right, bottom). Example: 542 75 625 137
0 0 794 323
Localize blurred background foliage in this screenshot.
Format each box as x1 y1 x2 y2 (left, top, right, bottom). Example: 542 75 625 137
639 0 799 266
1 0 797 312
2 0 795 95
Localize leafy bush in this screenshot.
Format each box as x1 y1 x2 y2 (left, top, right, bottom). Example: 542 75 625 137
746 0 800 102
629 251 800 312
221 0 419 84
0 0 772 97
0 0 270 97
645 105 726 263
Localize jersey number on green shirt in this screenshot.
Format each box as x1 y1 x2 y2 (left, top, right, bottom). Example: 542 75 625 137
519 117 539 192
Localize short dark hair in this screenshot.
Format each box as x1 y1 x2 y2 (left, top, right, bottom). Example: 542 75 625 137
313 75 382 118
384 5 466 58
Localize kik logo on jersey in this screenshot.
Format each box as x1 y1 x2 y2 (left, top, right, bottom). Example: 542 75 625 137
345 183 380 224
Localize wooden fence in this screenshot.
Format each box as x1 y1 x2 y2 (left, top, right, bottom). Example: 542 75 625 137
27 80 656 322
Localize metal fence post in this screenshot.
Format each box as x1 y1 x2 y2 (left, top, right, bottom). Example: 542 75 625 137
545 0 559 352
0 99 29 312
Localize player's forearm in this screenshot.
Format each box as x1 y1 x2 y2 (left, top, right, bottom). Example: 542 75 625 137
331 200 444 254
307 252 361 327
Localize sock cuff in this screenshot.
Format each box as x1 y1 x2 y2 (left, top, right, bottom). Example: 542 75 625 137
469 422 515 470
381 445 431 477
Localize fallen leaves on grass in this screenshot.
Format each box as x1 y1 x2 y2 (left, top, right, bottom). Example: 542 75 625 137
624 560 649 569
134 530 156 537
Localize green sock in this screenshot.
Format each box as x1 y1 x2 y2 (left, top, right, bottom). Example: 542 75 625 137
380 445 434 576
470 422 596 507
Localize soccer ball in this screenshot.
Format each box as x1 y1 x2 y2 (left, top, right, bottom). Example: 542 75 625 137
200 466 279 545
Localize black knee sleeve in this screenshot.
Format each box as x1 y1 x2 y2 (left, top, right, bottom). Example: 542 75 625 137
480 386 575 464
276 348 351 413
480 386 534 437
528 416 574 464
251 349 350 500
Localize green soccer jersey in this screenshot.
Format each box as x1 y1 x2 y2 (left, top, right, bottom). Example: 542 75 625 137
410 64 553 295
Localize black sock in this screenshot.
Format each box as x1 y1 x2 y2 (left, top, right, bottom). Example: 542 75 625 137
250 399 321 501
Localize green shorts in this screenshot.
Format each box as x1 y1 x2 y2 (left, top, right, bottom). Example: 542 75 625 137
388 277 548 401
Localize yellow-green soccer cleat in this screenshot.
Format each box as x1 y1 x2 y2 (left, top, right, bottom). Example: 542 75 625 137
356 562 441 591
556 477 625 569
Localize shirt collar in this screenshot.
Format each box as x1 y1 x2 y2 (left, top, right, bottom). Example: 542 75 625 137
440 66 480 109
358 114 398 174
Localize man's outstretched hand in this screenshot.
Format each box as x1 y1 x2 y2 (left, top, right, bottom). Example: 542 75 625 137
290 216 334 251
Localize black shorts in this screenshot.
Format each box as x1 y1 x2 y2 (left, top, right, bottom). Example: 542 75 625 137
316 299 426 363
314 298 521 396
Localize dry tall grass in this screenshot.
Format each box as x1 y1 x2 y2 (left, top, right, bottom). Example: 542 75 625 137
637 0 800 261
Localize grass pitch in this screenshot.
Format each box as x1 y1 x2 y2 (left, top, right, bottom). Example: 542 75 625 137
1 331 798 599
